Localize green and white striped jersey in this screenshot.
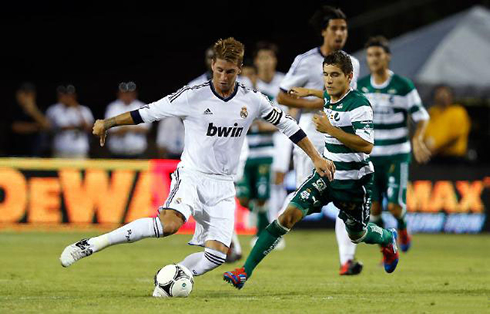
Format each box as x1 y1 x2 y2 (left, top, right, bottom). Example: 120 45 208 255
357 72 429 162
323 89 374 189
246 74 285 162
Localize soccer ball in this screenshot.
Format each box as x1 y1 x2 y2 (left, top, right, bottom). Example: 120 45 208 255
153 264 194 298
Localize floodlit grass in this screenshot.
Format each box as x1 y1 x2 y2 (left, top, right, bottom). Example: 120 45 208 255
0 229 488 313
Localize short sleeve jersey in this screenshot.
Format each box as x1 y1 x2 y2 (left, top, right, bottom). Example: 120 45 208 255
357 72 429 162
323 89 374 189
134 81 303 179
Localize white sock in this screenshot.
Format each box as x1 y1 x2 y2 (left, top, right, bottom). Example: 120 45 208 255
88 217 163 252
269 184 287 220
179 248 227 276
231 231 242 255
278 192 295 216
335 216 357 265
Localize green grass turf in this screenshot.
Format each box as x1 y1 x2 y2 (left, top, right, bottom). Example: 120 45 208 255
0 229 488 313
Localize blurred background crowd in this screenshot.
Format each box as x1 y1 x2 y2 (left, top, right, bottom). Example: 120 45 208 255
1 0 489 166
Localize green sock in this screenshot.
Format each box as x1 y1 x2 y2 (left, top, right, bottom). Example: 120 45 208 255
370 215 385 229
361 223 393 246
256 205 270 237
396 213 407 230
244 220 288 278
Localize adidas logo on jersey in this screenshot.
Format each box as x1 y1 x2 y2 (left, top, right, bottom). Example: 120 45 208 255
204 108 213 115
206 123 244 138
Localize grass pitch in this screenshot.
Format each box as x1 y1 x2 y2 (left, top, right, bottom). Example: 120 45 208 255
0 229 488 313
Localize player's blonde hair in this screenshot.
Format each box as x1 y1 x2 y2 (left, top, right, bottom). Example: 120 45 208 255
213 37 245 67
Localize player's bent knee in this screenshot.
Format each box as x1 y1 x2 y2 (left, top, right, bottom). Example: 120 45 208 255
278 205 303 229
256 199 267 207
238 197 249 208
388 204 403 217
371 202 382 216
347 230 366 244
159 210 185 236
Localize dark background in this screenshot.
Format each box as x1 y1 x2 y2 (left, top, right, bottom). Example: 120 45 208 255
2 0 487 120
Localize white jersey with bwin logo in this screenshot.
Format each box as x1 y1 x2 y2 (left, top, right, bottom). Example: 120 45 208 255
132 81 304 180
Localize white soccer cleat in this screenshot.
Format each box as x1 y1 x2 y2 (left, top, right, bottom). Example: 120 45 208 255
60 238 94 267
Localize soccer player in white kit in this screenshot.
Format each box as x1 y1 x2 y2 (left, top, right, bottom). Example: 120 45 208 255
59 38 334 279
276 6 363 275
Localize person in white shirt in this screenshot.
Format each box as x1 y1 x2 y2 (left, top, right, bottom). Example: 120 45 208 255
156 116 184 159
105 82 150 159
46 85 94 158
60 38 334 280
276 6 362 275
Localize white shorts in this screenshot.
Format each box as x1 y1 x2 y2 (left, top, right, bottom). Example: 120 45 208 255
161 167 236 247
272 132 293 174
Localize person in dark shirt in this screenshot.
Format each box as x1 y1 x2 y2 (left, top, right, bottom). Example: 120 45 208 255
8 83 50 156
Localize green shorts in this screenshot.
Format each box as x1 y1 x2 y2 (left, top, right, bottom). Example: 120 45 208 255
290 171 373 232
371 160 408 208
236 158 272 201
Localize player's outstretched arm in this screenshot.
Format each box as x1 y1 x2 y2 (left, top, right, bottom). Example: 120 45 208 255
276 90 324 110
412 120 431 164
296 136 335 181
288 87 324 99
92 112 135 147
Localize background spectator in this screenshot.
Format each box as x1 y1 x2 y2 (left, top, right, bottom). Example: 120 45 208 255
7 82 50 157
424 85 471 163
105 82 151 159
46 85 94 158
156 117 184 159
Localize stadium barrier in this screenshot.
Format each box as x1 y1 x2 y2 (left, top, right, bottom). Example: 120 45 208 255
0 158 488 233
0 158 255 234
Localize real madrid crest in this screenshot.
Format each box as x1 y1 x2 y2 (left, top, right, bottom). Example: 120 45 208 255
240 106 248 119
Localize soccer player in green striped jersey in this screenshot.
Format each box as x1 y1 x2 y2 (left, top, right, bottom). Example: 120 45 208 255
357 36 431 252
224 51 399 289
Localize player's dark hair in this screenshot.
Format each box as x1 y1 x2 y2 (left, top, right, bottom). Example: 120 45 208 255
432 84 454 99
213 37 245 67
365 36 391 53
309 6 347 34
253 41 278 59
323 51 353 75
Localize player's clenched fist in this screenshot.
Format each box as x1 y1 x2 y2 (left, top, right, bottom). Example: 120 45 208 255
92 119 107 147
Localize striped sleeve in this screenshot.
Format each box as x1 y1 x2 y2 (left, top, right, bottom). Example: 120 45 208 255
135 88 189 123
259 93 304 142
350 104 374 144
403 79 429 123
406 88 429 122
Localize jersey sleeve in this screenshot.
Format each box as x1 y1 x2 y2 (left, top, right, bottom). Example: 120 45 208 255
350 101 374 144
130 86 189 124
350 55 360 90
279 55 310 92
258 93 306 143
405 80 429 123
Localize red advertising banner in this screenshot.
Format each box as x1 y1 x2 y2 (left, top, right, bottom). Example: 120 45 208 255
0 158 255 234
